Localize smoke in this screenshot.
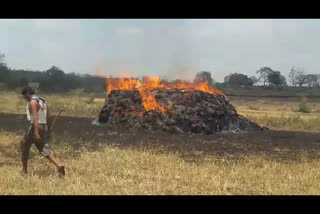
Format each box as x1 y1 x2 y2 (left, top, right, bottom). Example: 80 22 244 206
163 22 199 82
95 20 199 82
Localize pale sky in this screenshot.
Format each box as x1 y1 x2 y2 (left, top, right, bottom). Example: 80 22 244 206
0 19 319 82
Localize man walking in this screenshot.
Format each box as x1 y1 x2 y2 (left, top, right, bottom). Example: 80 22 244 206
20 87 65 176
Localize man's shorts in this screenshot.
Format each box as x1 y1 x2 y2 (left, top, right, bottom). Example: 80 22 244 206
21 124 52 161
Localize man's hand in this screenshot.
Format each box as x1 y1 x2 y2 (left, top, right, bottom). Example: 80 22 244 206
34 132 41 143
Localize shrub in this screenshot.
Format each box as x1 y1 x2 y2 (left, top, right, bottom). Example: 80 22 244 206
298 103 311 113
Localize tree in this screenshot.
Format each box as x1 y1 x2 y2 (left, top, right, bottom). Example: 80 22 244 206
256 67 273 86
317 75 320 87
267 71 287 87
288 66 297 87
295 70 307 87
41 66 69 92
249 76 259 86
0 53 9 83
39 77 51 92
291 67 318 88
0 53 5 67
47 66 65 80
19 77 29 87
214 82 226 90
6 76 20 89
280 75 287 87
304 74 318 88
224 73 253 87
193 71 214 86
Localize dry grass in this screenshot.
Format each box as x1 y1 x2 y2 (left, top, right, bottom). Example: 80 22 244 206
230 97 320 132
0 91 104 118
243 114 320 132
1 92 320 195
1 131 320 195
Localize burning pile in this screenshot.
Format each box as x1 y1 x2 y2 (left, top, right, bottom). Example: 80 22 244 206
97 70 265 134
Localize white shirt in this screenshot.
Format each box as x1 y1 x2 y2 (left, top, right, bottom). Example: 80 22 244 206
26 96 47 124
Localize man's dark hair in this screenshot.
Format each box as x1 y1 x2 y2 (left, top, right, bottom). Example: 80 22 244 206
21 87 35 95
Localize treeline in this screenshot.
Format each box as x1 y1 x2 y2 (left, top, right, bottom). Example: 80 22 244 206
0 53 105 93
196 67 320 89
221 67 320 88
1 52 320 94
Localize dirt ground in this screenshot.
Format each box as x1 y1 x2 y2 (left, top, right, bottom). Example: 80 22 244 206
1 112 320 162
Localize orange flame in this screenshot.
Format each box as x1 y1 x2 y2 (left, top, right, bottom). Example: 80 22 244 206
138 76 165 113
96 68 225 113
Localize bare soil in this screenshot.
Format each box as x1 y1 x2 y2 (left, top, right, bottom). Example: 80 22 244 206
1 112 320 162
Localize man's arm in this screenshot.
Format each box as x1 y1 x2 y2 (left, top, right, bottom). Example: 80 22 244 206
29 100 41 142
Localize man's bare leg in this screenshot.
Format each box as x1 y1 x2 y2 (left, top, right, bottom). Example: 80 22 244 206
46 154 63 168
22 159 28 174
45 154 65 176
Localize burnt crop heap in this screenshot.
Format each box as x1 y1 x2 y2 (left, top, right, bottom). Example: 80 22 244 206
97 72 265 134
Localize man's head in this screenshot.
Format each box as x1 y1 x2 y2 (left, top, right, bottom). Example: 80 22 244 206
21 87 35 101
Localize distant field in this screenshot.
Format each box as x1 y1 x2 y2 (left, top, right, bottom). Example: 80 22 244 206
0 90 319 131
229 96 320 132
0 91 105 118
223 86 320 97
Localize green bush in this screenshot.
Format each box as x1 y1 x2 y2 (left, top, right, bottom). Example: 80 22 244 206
298 103 311 113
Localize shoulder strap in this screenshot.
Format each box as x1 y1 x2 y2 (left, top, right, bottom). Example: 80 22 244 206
38 97 46 103
29 97 47 110
30 96 46 103
30 97 40 103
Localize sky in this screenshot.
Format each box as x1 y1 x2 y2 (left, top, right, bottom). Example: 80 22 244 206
0 19 319 82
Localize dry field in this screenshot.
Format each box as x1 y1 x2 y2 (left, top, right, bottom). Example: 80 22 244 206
0 92 319 195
